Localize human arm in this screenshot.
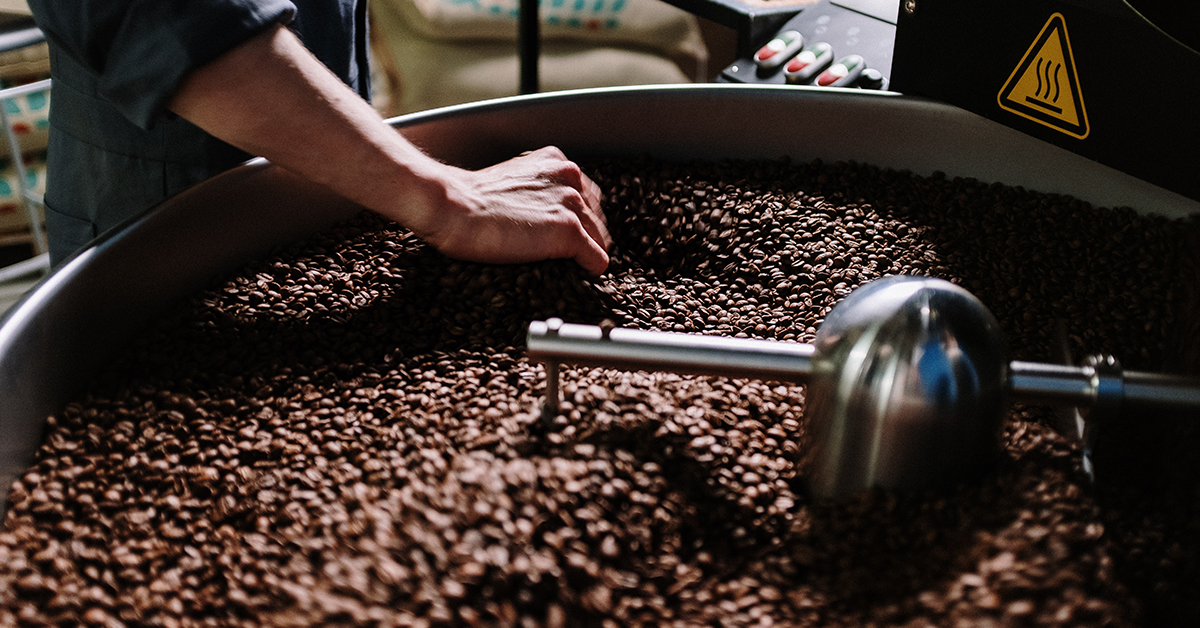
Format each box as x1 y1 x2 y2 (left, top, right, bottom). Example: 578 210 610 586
167 23 611 274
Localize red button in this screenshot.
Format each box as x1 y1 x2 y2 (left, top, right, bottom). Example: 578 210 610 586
814 55 865 87
786 51 815 73
755 42 782 62
817 64 849 87
753 31 803 68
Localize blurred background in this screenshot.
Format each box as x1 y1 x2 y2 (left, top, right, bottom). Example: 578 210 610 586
368 0 736 115
0 2 49 316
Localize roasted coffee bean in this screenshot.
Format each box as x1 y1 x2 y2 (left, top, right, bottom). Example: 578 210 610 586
2 158 1197 626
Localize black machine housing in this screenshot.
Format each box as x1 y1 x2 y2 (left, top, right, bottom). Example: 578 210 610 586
713 0 1198 203
891 0 1199 202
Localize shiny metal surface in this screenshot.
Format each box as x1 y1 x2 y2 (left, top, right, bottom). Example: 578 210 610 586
1121 371 1200 410
1008 361 1095 405
1009 360 1200 412
3 84 1199 503
529 276 1013 499
527 276 1200 499
527 319 815 382
805 276 1008 498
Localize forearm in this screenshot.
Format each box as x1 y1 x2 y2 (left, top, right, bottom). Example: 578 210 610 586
167 23 610 273
167 23 450 238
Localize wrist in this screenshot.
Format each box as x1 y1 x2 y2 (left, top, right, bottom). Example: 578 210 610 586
330 127 452 230
371 149 470 243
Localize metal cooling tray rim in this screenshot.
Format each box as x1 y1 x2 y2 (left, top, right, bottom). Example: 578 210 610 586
391 83 1199 219
2 82 1196 509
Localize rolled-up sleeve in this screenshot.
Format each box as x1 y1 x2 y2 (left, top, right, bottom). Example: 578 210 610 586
28 0 297 129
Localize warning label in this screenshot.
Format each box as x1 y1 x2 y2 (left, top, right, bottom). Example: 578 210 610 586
997 13 1089 139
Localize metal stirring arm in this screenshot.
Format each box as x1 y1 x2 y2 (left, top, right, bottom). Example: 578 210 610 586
527 319 815 383
528 319 1200 420
1008 355 1200 477
529 276 1199 498
1010 356 1200 420
528 318 812 420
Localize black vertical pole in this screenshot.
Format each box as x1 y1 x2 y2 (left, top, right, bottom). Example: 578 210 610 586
519 0 539 94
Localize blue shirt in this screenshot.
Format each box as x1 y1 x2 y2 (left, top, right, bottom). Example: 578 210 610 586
26 0 369 265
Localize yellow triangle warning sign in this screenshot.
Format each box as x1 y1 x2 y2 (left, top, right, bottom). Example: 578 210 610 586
997 13 1089 139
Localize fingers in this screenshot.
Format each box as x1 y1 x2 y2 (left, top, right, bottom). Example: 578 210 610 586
581 173 603 213
518 147 589 198
578 206 612 257
561 180 610 275
465 146 612 273
573 228 611 275
573 176 612 252
537 148 612 248
522 146 566 160
518 146 613 268
558 211 609 275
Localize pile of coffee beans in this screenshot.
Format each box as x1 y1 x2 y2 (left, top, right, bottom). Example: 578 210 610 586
2 157 1197 627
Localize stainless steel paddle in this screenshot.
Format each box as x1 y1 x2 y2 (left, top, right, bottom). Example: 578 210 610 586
527 276 1200 499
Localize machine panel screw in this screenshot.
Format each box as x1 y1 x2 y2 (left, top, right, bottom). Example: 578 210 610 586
903 0 916 14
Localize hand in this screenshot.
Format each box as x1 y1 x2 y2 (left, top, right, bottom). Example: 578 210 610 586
167 26 610 273
412 147 613 275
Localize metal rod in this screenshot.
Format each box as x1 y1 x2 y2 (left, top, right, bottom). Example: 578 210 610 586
527 320 815 383
529 322 1200 418
518 0 539 94
1008 361 1095 405
1006 360 1200 413
541 361 560 422
1120 370 1200 412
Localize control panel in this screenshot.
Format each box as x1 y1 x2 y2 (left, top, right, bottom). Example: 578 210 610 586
719 0 897 90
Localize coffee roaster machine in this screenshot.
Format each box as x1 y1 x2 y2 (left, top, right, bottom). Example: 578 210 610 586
2 2 1199 507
